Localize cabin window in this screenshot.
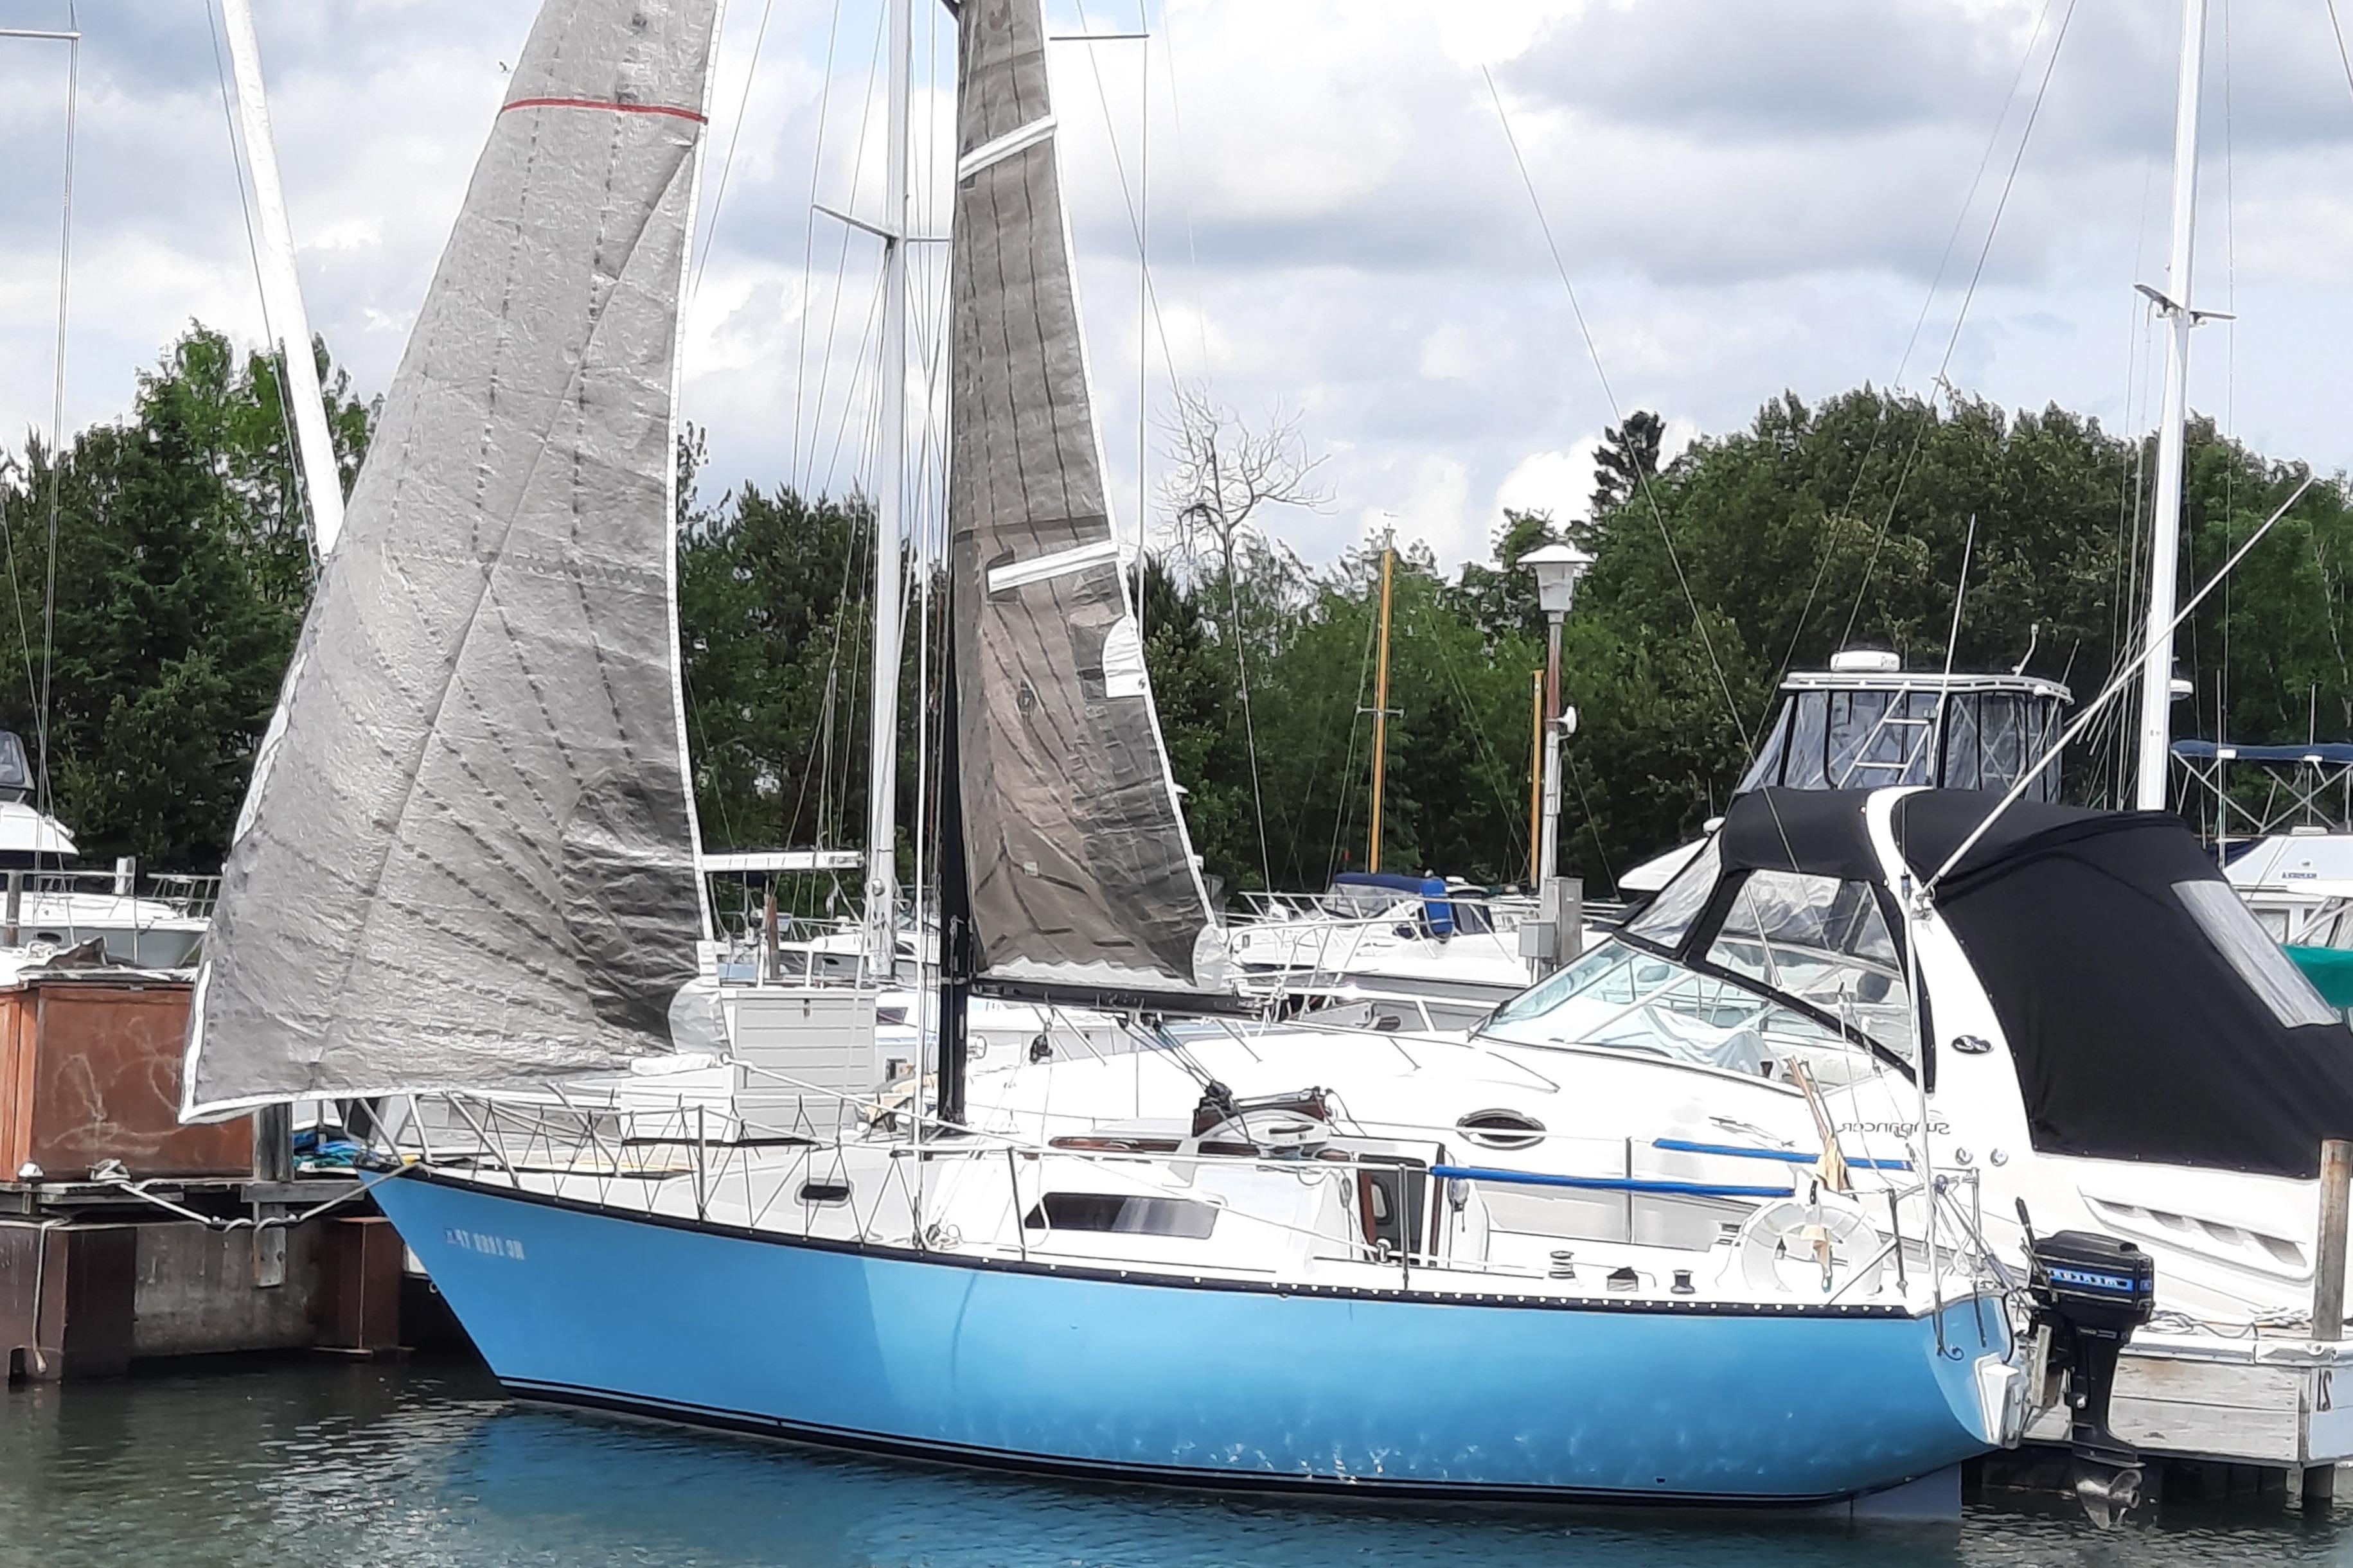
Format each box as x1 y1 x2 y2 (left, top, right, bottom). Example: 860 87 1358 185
1825 690 1937 786
1455 1109 1547 1150
2175 880 2341 1029
1626 838 1720 950
1481 938 1858 1075
1024 1193 1218 1238
797 1181 853 1206
1705 870 1914 1060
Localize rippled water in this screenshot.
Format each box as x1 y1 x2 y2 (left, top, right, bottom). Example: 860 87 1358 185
3 1359 2350 1568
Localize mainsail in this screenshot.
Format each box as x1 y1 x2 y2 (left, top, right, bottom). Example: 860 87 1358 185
946 0 1219 1000
183 0 719 1116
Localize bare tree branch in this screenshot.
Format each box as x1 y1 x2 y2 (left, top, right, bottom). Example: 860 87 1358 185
1158 384 1331 577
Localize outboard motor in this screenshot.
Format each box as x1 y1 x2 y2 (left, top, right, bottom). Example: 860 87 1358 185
2021 1205 2156 1528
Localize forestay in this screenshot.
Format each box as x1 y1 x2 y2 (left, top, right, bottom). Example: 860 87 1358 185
182 0 719 1116
946 0 1218 999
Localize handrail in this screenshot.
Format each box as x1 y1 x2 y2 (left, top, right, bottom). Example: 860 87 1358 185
1430 1163 1793 1200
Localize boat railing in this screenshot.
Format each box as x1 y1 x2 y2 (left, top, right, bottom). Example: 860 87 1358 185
707 914 881 989
1234 887 1535 933
8 865 218 917
380 1070 1982 1305
0 865 218 958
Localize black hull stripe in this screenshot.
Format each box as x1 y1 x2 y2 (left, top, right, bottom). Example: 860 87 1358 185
404 1167 1924 1321
502 1378 1874 1509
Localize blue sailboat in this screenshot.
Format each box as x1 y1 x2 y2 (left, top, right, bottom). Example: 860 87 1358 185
183 0 2023 1508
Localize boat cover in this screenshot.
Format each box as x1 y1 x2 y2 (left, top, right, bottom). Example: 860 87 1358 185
183 0 719 1115
2289 946 2353 1012
1712 789 2353 1179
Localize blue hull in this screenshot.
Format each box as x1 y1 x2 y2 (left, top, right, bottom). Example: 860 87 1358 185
378 1170 2002 1504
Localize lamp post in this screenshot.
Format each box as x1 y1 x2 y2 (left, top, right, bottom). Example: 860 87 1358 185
1522 542 1593 974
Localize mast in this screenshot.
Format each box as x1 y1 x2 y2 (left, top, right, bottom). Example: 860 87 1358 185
219 0 346 558
1367 529 1394 872
2131 0 2210 811
863 0 913 978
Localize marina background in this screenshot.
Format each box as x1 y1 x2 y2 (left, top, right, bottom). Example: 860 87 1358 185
4 325 2350 894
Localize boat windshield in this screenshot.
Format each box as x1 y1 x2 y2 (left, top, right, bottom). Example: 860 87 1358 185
1479 931 1911 1082
1701 869 1915 1061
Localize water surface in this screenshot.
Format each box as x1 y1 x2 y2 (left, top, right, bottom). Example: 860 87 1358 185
3 1358 2348 1567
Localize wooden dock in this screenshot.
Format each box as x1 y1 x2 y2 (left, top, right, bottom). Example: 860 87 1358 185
0 968 403 1379
2021 1330 2353 1476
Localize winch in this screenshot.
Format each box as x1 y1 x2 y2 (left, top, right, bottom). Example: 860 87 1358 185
2021 1207 2156 1528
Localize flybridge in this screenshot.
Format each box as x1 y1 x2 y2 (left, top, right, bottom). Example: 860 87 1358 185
1739 652 2073 800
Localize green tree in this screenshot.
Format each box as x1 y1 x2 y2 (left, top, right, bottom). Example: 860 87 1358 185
0 325 371 867
1590 409 1664 520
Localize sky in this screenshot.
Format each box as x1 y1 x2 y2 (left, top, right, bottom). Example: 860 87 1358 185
3 0 2353 569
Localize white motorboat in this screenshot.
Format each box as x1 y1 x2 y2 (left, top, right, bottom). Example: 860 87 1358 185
968 786 2348 1330
0 731 209 968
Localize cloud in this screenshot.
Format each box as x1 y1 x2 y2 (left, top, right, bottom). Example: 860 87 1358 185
5 0 2353 576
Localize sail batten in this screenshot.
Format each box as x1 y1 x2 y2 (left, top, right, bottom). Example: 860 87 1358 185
184 0 721 1118
947 0 1220 999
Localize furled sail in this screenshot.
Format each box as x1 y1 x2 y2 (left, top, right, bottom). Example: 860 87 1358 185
946 0 1220 1001
182 0 718 1116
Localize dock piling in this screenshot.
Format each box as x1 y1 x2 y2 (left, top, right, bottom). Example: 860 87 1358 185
2307 1137 2350 1509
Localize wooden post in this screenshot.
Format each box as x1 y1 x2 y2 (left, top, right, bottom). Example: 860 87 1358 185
762 885 780 985
252 1102 293 1185
2309 1138 2350 1508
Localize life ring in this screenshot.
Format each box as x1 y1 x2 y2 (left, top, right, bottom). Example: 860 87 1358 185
1735 1189 1888 1298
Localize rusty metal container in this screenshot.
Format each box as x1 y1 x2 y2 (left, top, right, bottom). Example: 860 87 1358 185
0 974 251 1181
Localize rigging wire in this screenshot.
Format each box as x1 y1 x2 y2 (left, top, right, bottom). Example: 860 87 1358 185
1838 0 2081 648
36 7 76 829
788 0 853 488
1768 0 2064 712
691 0 782 302
0 13 82 843
2329 0 2353 100
1481 67 1761 772
803 4 889 497
1322 586 1381 877
1425 606 1532 874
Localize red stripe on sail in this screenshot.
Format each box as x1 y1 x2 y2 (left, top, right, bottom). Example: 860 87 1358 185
501 96 708 124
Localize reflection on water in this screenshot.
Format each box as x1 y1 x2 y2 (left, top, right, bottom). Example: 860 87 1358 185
3 1358 2349 1568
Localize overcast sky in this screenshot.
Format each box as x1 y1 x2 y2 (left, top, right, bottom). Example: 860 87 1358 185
2 0 2351 568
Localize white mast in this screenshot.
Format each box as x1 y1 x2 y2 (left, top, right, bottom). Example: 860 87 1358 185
863 0 912 977
220 0 346 559
2131 0 2209 811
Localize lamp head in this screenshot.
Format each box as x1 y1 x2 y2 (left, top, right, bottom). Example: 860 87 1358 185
1522 541 1595 617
